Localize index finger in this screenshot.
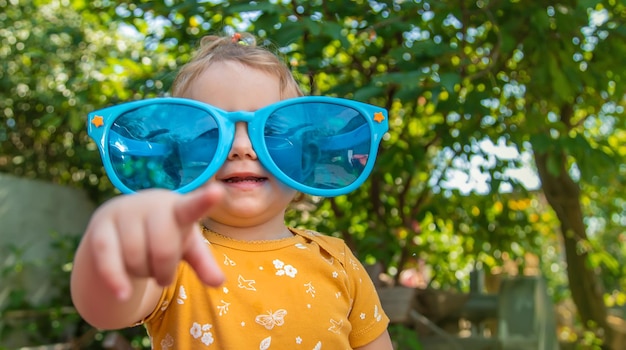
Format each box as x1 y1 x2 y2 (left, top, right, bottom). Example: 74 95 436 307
174 184 224 227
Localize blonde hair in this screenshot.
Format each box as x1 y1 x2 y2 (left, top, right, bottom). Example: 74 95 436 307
172 33 303 98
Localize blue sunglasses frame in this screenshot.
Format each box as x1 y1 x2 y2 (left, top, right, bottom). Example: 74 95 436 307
88 96 388 197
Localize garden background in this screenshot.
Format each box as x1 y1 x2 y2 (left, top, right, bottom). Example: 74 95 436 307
1 0 626 349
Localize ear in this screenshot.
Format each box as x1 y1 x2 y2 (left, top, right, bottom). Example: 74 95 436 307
291 192 307 203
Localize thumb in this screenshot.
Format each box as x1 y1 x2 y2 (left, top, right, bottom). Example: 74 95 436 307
174 183 224 228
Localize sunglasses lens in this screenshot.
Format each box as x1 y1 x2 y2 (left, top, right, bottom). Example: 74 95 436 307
107 103 219 192
265 102 372 191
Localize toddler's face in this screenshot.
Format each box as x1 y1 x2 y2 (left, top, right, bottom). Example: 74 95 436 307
185 60 299 227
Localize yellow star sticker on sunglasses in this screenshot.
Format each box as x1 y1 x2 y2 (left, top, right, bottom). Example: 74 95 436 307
91 115 104 128
373 112 385 123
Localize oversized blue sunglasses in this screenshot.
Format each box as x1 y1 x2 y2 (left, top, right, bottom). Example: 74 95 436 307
88 96 388 197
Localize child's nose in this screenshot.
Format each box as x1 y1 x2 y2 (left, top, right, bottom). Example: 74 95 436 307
228 122 257 160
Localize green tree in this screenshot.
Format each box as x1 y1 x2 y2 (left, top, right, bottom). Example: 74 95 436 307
220 0 626 345
2 0 626 348
0 0 168 347
0 0 169 202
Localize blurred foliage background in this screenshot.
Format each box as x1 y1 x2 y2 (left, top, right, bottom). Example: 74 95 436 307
1 0 626 348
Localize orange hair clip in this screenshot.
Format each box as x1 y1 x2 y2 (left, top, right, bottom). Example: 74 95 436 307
231 33 242 43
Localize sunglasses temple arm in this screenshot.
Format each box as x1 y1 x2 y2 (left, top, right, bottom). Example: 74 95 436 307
318 124 371 151
108 130 171 156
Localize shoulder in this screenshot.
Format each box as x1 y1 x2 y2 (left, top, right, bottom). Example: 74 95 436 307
291 227 347 248
293 227 345 245
290 227 352 264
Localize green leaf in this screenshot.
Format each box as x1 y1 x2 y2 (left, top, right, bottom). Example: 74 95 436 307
226 2 284 15
353 85 385 101
439 72 460 93
320 22 349 47
546 153 562 177
548 54 574 103
274 21 305 47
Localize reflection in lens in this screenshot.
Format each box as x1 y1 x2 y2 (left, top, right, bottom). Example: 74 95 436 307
107 103 219 191
265 102 371 190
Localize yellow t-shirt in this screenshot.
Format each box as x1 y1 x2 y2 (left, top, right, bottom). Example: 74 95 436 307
143 227 389 349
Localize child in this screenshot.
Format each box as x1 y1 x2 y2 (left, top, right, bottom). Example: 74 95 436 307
71 32 392 349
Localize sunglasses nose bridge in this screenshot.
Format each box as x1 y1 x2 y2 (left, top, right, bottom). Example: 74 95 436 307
224 110 256 123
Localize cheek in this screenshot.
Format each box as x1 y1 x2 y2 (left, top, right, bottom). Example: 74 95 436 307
275 181 298 199
196 177 221 194
201 177 218 186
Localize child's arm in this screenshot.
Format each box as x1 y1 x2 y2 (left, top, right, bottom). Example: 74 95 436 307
355 331 393 350
70 185 225 330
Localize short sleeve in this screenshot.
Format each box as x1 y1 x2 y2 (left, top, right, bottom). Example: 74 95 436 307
142 262 185 325
343 245 390 348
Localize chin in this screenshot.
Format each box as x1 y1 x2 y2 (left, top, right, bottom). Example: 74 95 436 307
214 204 284 221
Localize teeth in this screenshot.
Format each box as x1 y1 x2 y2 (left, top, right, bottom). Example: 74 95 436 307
224 177 265 183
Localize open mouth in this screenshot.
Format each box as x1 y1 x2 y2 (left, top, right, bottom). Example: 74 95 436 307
223 176 268 183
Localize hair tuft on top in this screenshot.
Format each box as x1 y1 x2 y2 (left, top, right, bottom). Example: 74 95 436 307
172 32 302 98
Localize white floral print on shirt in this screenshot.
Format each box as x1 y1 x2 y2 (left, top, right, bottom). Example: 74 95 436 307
160 333 174 349
176 286 187 305
190 322 214 346
273 259 297 277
